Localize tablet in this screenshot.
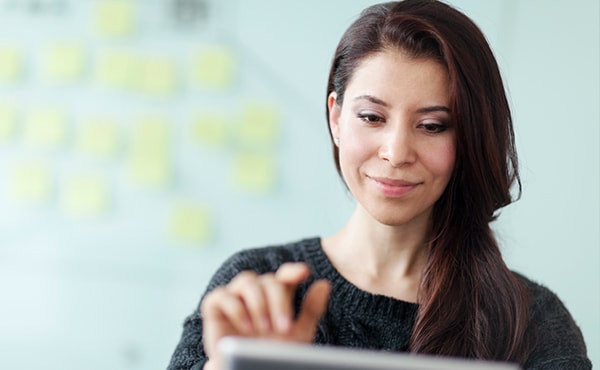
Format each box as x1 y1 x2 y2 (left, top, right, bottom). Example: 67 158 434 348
218 337 522 370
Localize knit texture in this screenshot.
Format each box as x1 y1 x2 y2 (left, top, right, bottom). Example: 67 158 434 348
167 237 591 370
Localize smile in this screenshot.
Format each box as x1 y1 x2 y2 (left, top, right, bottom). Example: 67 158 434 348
368 176 421 198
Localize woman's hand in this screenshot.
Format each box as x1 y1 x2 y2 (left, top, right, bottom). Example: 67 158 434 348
200 262 331 369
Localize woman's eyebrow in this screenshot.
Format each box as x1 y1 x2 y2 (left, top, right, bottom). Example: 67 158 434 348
353 94 390 107
353 95 450 114
416 106 450 113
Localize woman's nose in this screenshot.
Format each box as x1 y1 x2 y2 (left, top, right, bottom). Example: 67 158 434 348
378 125 416 167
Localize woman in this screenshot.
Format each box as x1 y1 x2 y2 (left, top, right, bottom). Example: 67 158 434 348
168 1 591 369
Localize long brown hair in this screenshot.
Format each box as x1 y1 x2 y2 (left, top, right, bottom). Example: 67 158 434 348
326 0 533 364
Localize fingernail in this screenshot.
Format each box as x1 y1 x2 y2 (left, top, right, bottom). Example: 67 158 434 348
277 315 291 333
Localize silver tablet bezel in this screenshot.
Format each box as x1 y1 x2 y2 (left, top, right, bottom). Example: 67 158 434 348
218 337 521 370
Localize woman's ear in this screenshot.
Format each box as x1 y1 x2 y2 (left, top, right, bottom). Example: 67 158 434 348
328 92 340 141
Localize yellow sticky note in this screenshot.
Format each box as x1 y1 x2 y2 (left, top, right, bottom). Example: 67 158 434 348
95 0 136 38
232 153 277 194
190 112 229 147
61 174 110 217
76 117 120 158
238 102 280 148
24 108 68 150
0 46 23 83
192 46 237 90
169 202 212 244
129 155 170 187
8 162 53 205
42 43 85 83
94 49 140 90
128 116 171 187
0 105 17 142
136 58 178 97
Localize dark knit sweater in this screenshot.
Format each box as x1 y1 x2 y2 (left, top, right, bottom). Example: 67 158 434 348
167 237 591 370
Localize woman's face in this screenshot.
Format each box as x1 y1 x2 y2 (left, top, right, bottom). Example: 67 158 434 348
328 49 456 227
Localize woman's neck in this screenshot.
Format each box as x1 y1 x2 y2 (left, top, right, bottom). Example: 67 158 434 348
322 204 430 302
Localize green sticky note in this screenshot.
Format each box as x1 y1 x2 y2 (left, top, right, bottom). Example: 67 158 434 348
76 117 120 158
8 162 53 205
61 174 110 217
94 49 140 90
238 102 280 148
0 46 23 83
190 112 230 147
136 58 178 97
192 46 237 90
232 153 277 194
128 117 171 187
95 0 136 38
42 43 85 83
24 108 68 150
169 202 213 244
0 104 17 142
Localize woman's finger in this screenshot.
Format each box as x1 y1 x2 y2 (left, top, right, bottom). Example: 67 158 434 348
260 273 295 334
275 262 312 285
201 287 254 335
294 279 332 341
201 286 255 361
227 271 271 333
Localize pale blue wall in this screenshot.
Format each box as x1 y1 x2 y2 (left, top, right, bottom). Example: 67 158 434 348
0 1 597 369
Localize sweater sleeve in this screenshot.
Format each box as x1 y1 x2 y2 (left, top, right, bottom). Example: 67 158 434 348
523 282 591 370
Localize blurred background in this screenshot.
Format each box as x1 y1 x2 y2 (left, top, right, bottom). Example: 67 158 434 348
0 0 597 369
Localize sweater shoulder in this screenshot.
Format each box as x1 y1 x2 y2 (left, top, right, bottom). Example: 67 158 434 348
513 272 582 335
513 273 591 369
205 237 320 291
514 273 579 321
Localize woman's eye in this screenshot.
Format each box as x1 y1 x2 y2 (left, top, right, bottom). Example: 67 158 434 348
357 113 384 124
420 122 448 133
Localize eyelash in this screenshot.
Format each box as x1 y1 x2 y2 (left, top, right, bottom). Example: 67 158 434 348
419 122 448 133
357 113 449 134
357 113 384 124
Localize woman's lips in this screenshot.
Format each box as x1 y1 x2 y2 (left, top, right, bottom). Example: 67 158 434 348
369 176 420 197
